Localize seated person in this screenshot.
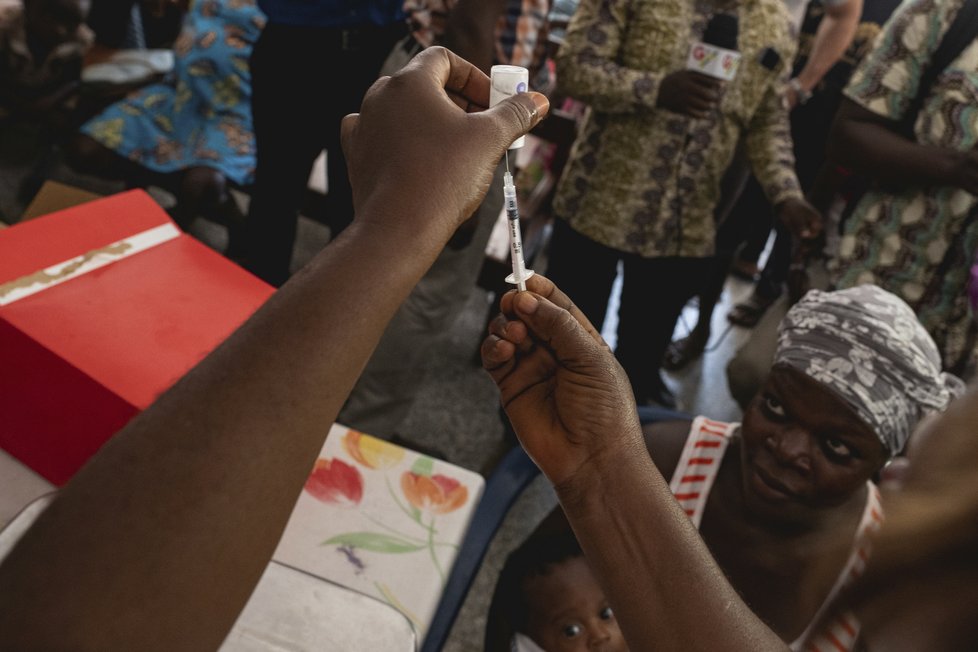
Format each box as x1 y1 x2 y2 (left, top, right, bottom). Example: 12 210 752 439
483 272 978 651
67 0 264 229
485 280 962 648
487 529 628 652
0 0 92 124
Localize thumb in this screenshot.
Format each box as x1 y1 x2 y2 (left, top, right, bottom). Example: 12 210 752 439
478 92 550 151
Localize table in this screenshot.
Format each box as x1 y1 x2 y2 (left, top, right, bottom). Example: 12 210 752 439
0 482 417 651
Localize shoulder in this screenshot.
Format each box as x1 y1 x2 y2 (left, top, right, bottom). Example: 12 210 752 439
642 418 694 481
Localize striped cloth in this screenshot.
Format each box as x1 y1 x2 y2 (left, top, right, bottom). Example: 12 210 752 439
668 417 884 652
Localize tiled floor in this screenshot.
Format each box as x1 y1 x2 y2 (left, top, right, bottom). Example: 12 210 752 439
0 131 758 651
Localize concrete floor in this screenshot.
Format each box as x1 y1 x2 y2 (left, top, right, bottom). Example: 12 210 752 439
0 128 756 651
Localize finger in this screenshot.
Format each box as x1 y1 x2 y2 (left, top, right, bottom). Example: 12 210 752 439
510 291 609 369
523 275 606 349
404 46 492 110
488 312 529 345
481 334 517 376
339 113 358 183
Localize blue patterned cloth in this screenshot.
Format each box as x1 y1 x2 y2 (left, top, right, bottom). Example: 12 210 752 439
81 0 265 186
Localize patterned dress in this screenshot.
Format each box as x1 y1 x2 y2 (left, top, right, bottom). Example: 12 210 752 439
833 0 978 372
81 0 265 187
551 0 804 259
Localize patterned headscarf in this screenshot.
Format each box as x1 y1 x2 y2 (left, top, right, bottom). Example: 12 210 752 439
774 285 965 454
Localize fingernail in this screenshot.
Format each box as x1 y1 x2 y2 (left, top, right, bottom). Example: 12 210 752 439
516 292 539 314
529 92 549 119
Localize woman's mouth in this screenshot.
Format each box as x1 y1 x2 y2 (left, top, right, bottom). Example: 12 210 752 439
749 464 798 502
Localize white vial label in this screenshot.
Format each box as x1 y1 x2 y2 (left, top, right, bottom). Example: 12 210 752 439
490 65 530 149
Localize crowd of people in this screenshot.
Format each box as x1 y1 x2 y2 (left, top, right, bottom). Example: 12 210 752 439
0 0 976 650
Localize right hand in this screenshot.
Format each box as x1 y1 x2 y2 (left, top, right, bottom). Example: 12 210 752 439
340 47 550 239
656 70 723 119
480 275 645 488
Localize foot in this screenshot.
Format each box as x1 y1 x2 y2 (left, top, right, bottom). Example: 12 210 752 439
727 291 778 328
729 258 760 282
663 328 710 371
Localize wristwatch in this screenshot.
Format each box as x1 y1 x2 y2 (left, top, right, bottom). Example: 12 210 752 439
788 78 812 105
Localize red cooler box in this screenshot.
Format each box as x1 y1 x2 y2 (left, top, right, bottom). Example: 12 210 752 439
0 190 274 485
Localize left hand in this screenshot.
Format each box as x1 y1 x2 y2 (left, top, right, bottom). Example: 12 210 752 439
480 275 644 488
775 196 823 242
340 46 549 240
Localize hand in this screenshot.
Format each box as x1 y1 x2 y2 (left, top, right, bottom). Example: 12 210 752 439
775 196 823 242
784 84 800 111
481 275 644 487
340 46 549 240
656 71 723 119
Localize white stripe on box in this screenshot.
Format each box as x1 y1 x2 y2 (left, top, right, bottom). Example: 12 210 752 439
0 223 181 307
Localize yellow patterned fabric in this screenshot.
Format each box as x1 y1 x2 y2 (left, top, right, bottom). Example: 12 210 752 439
835 0 978 371
552 0 803 258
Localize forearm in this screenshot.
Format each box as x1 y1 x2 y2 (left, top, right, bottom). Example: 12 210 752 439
0 217 454 650
440 0 507 73
794 0 861 91
748 89 804 205
829 100 964 188
557 447 789 652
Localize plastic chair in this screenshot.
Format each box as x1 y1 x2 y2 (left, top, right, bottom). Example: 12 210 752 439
421 444 541 652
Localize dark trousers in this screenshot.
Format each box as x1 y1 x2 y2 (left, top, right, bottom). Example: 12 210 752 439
240 21 404 285
546 219 714 401
728 86 843 297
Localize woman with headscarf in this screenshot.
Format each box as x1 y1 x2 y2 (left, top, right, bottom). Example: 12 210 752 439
488 281 962 651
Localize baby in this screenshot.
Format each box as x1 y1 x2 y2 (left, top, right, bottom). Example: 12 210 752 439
490 530 629 652
0 0 92 119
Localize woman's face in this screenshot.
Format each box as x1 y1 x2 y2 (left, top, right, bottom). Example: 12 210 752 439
739 365 889 525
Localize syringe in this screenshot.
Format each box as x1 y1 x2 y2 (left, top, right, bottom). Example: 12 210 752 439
491 64 534 292
503 152 534 291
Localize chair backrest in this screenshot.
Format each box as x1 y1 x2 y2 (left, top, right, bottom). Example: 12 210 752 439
421 445 541 652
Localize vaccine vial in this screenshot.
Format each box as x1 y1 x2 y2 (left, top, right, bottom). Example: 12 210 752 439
490 65 530 149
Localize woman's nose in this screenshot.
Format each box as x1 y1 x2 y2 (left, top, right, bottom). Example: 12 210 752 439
765 428 812 473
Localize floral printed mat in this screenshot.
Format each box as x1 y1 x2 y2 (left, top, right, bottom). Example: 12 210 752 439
273 424 485 641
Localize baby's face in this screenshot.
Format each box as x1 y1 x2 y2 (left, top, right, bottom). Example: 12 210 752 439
523 556 628 652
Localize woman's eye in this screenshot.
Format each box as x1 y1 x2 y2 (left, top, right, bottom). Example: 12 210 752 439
763 395 786 417
600 606 614 620
824 437 853 459
562 624 583 638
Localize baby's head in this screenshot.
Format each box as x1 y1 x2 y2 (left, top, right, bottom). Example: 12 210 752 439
24 0 90 50
497 531 628 652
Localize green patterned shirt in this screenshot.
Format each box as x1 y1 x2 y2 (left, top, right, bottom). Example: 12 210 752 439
835 0 978 371
551 0 802 258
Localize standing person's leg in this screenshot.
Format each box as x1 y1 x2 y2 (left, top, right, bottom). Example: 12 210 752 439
752 220 792 302
321 24 407 237
616 256 712 408
236 24 331 286
544 219 621 331
339 163 506 438
730 177 773 279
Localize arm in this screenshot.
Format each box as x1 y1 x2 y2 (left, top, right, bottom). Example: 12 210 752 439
828 97 978 194
481 275 790 651
826 0 978 193
746 82 822 240
0 47 549 651
788 0 862 108
553 0 665 113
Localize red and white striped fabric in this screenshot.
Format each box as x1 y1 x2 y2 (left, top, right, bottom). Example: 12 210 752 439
793 485 883 652
667 416 735 527
667 417 885 652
